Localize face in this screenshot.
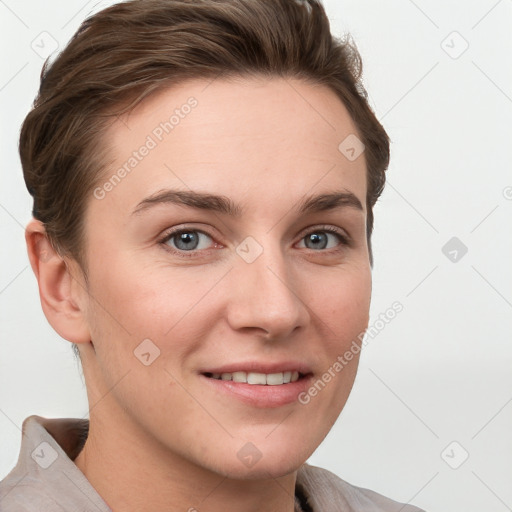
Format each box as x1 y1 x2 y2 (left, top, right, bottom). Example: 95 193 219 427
76 76 371 478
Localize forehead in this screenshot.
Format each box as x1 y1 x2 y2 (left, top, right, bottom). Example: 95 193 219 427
91 76 367 221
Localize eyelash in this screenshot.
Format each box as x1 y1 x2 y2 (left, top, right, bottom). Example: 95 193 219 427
158 225 351 259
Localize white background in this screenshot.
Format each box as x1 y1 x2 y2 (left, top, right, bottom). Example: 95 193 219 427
1 1 511 511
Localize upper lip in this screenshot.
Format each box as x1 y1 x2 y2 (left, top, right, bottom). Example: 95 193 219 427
200 361 313 375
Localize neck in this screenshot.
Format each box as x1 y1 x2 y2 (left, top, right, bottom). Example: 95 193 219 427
74 407 299 512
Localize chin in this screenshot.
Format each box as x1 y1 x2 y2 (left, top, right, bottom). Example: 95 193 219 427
216 454 306 481
200 434 313 481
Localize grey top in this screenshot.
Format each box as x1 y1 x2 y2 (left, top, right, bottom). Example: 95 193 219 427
0 415 426 511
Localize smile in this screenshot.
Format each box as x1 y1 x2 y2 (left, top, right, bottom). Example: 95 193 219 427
203 371 302 385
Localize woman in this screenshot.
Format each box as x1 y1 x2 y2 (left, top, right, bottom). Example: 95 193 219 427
0 0 425 510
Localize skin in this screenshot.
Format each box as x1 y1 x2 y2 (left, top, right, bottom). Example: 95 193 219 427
26 76 371 512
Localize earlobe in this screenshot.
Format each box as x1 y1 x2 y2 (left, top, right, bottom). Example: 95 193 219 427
25 219 91 345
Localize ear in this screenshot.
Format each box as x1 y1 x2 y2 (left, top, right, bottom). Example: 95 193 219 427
25 218 91 345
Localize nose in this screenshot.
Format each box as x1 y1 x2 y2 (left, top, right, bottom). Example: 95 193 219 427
226 239 310 340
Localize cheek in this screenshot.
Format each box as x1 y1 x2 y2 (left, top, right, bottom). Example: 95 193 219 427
319 266 371 339
84 259 226 375
317 268 371 390
90 256 206 328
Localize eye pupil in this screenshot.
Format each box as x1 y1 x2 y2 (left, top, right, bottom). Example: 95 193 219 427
306 232 328 250
175 232 199 250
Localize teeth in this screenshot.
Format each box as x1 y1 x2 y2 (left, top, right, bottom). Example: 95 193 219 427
208 371 302 385
232 371 247 383
266 373 284 385
247 372 267 385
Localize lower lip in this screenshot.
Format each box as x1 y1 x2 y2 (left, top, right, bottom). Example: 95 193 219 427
200 374 314 408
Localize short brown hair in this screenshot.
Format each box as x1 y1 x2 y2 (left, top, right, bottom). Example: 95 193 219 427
20 0 389 271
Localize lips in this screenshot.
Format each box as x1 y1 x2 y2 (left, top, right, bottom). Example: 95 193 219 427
199 361 313 407
200 365 314 407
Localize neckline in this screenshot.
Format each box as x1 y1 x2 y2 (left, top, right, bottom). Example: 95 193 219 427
36 416 314 511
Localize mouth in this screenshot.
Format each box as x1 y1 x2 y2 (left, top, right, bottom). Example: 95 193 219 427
202 370 305 385
199 366 313 408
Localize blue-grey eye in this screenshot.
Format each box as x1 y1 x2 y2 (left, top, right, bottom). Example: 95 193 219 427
166 230 213 251
301 231 344 250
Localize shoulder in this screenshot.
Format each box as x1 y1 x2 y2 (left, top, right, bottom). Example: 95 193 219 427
0 414 95 512
0 416 63 511
296 463 427 512
0 474 67 512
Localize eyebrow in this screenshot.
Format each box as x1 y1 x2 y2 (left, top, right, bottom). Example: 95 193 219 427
131 188 363 217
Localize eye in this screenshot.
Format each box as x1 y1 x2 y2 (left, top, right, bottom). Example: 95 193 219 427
159 224 350 259
297 226 349 252
160 228 217 257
